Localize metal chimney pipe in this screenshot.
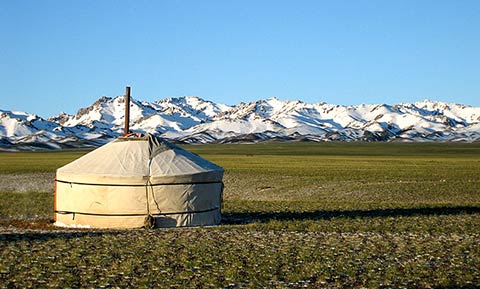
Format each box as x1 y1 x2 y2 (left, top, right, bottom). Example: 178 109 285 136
124 86 131 135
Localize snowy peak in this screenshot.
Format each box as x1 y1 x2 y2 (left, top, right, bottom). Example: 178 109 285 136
48 95 232 136
216 98 307 121
58 95 163 131
408 100 480 124
0 109 59 138
156 96 231 121
47 112 72 125
1 96 480 150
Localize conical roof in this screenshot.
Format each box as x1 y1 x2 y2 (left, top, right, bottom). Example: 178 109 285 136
56 133 223 185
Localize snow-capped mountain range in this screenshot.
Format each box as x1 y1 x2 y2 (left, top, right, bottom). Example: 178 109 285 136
1 96 480 150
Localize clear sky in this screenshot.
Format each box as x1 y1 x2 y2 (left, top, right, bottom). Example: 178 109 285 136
1 0 479 117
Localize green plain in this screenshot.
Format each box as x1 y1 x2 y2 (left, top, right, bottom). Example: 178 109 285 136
1 142 479 288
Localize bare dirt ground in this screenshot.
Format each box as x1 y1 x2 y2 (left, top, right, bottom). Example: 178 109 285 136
0 172 54 193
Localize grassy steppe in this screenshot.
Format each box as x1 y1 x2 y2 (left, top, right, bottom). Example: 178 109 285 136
1 142 479 288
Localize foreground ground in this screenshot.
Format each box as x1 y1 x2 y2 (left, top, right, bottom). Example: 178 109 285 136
0 142 479 288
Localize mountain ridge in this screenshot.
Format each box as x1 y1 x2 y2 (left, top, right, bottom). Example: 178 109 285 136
1 96 479 150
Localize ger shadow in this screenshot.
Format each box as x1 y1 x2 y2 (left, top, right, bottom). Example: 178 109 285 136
221 206 480 225
0 215 180 242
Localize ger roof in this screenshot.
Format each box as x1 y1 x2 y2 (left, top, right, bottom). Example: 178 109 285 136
56 133 223 185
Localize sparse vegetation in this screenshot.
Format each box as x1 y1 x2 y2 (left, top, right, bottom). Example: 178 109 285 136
1 142 479 288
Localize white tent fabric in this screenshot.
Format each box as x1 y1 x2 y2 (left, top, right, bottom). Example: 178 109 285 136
54 134 224 228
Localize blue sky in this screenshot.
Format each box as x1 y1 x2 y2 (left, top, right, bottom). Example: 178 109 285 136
1 0 479 117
